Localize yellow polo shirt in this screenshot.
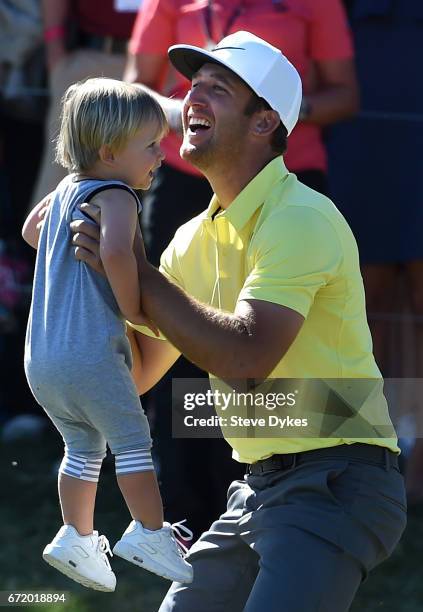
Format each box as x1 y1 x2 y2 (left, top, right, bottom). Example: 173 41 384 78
137 157 398 461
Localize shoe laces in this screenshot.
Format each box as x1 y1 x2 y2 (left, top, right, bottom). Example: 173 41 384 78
97 534 113 569
170 519 193 556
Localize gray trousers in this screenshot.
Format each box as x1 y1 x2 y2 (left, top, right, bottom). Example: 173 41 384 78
159 446 407 612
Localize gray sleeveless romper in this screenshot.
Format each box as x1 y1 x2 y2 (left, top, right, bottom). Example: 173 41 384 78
24 175 152 458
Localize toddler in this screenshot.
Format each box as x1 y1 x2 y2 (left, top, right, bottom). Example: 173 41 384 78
23 78 193 591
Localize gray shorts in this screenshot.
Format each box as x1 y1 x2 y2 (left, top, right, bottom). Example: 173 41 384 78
25 353 152 458
159 444 407 612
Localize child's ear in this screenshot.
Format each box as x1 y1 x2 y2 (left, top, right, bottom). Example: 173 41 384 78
98 144 115 165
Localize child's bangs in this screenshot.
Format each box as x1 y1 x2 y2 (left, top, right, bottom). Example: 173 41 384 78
134 96 169 140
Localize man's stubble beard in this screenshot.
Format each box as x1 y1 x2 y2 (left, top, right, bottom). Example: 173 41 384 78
180 136 216 173
181 130 242 175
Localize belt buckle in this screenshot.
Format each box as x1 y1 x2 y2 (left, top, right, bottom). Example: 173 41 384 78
247 453 297 475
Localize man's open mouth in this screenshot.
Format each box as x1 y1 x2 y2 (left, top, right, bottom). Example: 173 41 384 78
188 117 212 134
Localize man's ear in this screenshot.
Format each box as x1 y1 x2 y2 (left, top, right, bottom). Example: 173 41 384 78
251 110 280 137
98 144 115 165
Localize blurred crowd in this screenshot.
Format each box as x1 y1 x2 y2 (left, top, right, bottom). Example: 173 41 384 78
1 0 422 537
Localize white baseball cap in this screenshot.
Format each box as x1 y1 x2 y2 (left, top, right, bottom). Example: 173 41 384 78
168 31 302 135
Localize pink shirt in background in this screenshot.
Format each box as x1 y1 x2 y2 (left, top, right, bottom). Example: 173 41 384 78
130 0 353 176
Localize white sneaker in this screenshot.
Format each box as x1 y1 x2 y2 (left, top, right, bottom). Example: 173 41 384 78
43 525 116 592
113 519 193 583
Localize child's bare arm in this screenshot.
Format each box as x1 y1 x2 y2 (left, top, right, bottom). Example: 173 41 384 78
127 325 180 394
93 189 142 322
22 192 54 249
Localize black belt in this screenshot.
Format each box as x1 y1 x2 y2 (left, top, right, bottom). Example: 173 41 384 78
79 32 128 55
247 443 399 475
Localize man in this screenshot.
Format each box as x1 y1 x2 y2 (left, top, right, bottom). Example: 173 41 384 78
71 31 406 612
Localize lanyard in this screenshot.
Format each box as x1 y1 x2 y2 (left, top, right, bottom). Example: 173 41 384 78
203 1 288 49
203 1 245 48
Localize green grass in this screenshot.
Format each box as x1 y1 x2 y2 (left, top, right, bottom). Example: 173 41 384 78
1 433 422 611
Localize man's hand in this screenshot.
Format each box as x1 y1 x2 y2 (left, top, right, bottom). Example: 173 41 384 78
70 203 104 275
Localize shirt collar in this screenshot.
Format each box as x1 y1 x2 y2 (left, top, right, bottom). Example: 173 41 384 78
205 157 289 231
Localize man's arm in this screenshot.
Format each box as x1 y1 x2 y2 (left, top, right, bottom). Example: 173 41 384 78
138 263 304 380
42 0 69 72
300 0 359 126
302 59 359 126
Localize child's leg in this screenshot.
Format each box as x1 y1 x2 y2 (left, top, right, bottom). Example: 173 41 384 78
113 448 193 583
117 471 163 530
58 452 104 535
42 450 116 591
59 473 98 535
115 449 163 530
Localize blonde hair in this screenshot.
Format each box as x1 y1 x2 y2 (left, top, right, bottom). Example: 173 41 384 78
56 77 168 173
